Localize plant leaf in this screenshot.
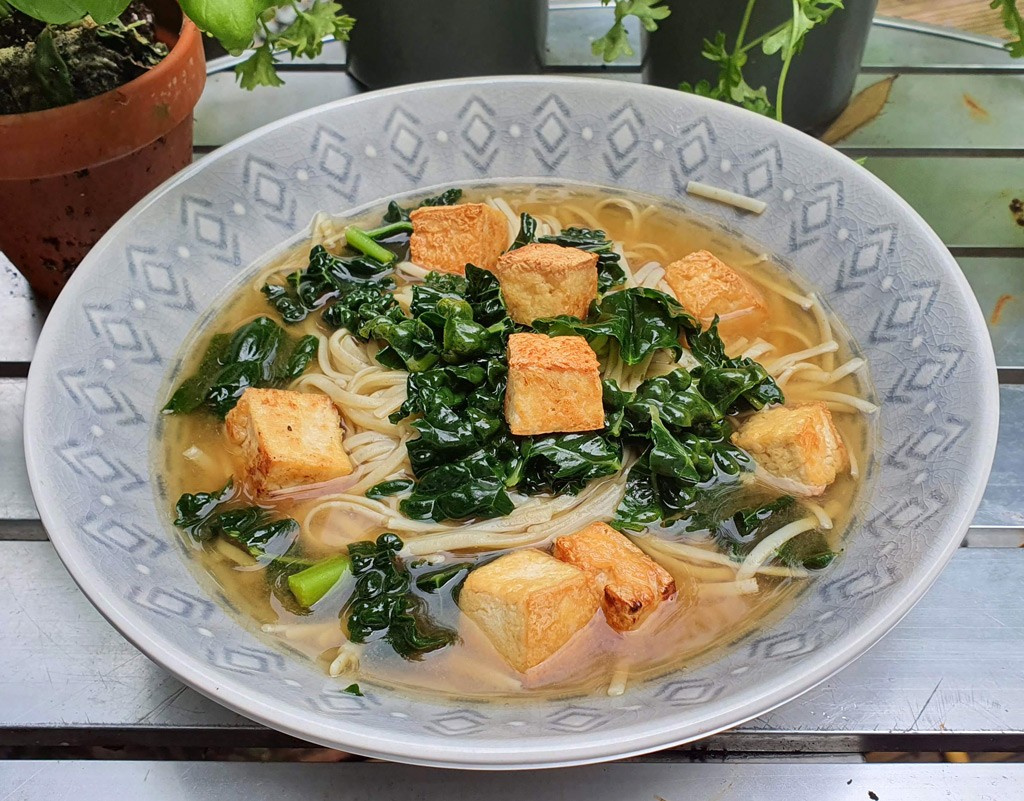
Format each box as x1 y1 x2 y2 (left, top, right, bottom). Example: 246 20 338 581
235 43 285 90
179 0 262 53
7 0 131 24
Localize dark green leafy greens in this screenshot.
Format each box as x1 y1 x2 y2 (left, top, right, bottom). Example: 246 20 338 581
365 479 415 500
262 244 396 324
685 495 837 571
517 433 622 495
687 319 785 413
344 533 457 659
415 562 474 596
401 451 515 521
163 317 317 418
533 287 698 365
383 188 464 224
172 481 299 560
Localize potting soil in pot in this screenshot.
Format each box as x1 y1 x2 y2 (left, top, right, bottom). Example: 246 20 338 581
0 2 167 115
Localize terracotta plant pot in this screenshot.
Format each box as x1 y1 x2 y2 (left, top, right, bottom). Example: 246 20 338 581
0 3 206 299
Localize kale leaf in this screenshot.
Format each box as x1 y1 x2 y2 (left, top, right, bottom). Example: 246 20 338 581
262 244 396 324
508 212 537 251
533 287 698 365
382 188 464 224
687 319 784 413
173 480 237 542
344 533 457 659
613 455 663 532
322 285 403 332
211 507 300 559
518 432 623 495
622 369 720 434
609 368 753 530
400 451 516 521
172 481 299 559
778 530 838 570
365 479 415 500
163 317 318 418
415 562 474 598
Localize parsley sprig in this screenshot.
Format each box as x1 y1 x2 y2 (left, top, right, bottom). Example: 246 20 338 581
680 0 843 122
591 0 671 62
232 1 355 90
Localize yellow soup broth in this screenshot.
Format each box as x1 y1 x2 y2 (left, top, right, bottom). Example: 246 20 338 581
157 183 874 701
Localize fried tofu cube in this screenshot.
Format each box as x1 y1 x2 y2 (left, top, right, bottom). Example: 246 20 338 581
409 203 509 275
459 549 599 672
504 333 604 436
224 388 353 497
492 242 598 325
731 402 848 496
664 250 768 340
553 522 675 632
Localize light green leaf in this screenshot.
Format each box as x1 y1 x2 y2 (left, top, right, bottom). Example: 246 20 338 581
762 0 842 59
991 0 1024 58
7 0 131 25
179 0 262 54
592 0 670 63
235 43 285 90
273 0 342 58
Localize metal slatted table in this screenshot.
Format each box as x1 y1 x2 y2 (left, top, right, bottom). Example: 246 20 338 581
2 6 1023 797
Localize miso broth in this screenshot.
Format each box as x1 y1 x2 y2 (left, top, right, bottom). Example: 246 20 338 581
157 183 875 701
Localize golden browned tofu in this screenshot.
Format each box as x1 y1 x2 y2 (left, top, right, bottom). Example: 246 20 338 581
504 333 604 436
492 242 598 325
664 250 767 340
731 402 848 496
224 388 353 497
409 203 508 274
459 549 599 672
553 522 675 632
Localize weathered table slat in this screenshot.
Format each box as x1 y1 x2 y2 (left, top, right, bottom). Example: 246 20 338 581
864 20 1016 68
843 73 1024 151
863 157 1024 249
0 379 33 521
3 543 1021 751
2 381 1023 529
0 257 44 367
3 761 1022 799
958 258 1024 370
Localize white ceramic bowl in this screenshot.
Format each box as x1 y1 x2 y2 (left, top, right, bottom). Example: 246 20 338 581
25 77 998 769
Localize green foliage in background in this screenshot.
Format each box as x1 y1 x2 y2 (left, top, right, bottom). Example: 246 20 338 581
1 0 354 89
594 0 1024 122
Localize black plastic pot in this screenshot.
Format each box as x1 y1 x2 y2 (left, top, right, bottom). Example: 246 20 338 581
643 1 879 133
343 0 548 90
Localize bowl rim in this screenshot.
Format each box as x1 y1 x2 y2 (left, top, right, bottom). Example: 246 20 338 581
25 74 1001 769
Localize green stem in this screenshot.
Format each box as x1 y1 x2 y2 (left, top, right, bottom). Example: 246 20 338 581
775 0 800 122
738 19 788 54
734 0 758 51
346 226 398 264
287 554 351 607
362 221 415 240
